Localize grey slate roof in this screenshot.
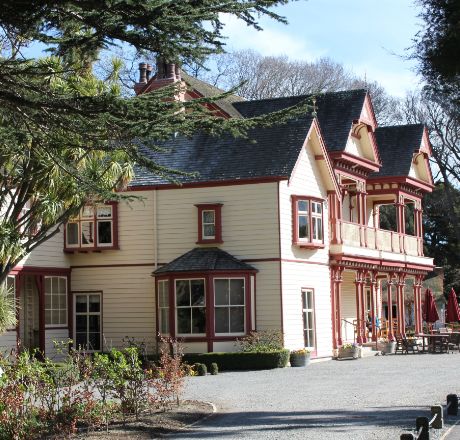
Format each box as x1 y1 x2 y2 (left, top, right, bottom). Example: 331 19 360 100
371 124 425 178
234 89 368 152
130 112 314 186
153 248 257 275
181 71 244 119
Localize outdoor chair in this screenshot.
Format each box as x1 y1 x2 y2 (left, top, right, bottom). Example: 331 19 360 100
395 334 407 354
403 337 421 354
448 333 460 353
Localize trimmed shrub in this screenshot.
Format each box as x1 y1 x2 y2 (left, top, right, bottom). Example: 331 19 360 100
183 350 289 371
195 363 207 376
236 330 284 353
210 362 219 375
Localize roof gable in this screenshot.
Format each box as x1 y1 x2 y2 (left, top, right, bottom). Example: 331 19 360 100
371 124 434 188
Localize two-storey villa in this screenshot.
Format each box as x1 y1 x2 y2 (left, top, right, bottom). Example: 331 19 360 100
0 62 434 359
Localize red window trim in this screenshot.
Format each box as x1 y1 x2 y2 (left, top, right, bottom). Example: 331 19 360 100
155 271 254 347
291 195 325 249
195 203 223 245
64 202 119 253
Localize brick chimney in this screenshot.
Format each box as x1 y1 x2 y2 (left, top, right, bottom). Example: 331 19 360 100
134 58 183 96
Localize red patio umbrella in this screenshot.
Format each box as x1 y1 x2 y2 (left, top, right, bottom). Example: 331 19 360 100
423 288 440 327
446 288 460 323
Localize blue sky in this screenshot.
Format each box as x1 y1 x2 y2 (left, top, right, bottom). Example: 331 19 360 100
221 0 423 97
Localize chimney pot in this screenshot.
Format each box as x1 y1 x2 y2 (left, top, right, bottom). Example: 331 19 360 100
138 62 147 83
166 63 175 79
146 64 153 81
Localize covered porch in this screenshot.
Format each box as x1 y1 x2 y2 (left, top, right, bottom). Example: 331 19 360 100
330 262 430 349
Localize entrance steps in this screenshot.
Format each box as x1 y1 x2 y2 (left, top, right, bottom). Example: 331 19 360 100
360 342 381 357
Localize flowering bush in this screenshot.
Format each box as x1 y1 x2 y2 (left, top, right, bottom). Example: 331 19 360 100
341 342 359 349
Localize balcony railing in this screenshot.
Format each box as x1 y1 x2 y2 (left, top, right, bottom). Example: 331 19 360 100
334 220 423 257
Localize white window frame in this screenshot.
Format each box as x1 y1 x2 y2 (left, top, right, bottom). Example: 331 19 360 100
202 210 216 240
311 201 323 242
66 204 114 248
175 278 206 337
44 276 68 328
73 293 102 353
157 280 170 335
96 205 114 247
302 288 316 350
297 200 310 241
214 277 246 336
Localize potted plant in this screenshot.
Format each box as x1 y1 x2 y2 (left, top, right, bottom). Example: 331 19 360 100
380 338 397 354
337 343 360 359
289 348 311 367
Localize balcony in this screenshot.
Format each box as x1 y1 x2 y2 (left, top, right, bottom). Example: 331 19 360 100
330 220 433 267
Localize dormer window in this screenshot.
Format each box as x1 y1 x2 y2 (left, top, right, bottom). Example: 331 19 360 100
65 203 118 252
195 204 223 244
292 196 324 248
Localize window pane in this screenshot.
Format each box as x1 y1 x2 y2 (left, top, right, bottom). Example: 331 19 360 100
45 277 52 294
89 315 100 333
45 310 51 325
202 211 215 223
89 295 100 312
313 217 323 240
214 279 229 305
52 276 59 294
176 281 190 307
76 333 87 349
307 291 313 309
59 277 66 294
98 221 112 245
81 206 94 218
302 293 306 310
88 333 100 351
177 309 191 334
230 307 245 333
76 315 87 332
160 309 169 334
45 294 52 309
96 206 112 218
159 282 169 307
191 307 206 333
60 310 67 324
230 280 245 305
52 310 59 324
66 223 79 245
81 221 94 245
190 280 205 306
312 202 322 214
299 216 309 239
298 201 309 212
76 296 87 313
59 292 67 309
203 224 215 237
215 308 229 333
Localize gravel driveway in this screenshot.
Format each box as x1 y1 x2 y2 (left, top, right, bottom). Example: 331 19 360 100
172 354 460 439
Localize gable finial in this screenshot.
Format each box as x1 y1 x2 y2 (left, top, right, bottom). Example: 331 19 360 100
311 97 317 117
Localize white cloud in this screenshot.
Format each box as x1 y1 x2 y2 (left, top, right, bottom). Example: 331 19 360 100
220 14 324 60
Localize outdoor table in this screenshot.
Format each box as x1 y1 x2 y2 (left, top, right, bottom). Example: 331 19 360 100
417 333 450 353
439 332 460 352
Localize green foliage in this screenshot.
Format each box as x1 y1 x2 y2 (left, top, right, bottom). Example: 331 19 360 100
236 329 284 353
183 350 290 371
195 363 207 376
0 285 16 334
210 362 219 375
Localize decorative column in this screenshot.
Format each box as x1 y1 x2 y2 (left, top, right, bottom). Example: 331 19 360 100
331 268 337 349
396 195 405 253
396 273 407 337
334 267 344 346
387 274 395 341
369 271 378 342
355 270 366 344
413 274 423 334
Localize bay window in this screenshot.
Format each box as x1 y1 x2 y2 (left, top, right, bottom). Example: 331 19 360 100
175 279 206 335
214 278 245 335
292 196 324 247
65 203 118 251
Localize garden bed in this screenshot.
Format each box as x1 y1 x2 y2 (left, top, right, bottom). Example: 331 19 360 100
73 400 213 439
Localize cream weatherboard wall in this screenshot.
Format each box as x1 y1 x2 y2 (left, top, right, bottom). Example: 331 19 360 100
19 230 70 268
278 132 333 356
